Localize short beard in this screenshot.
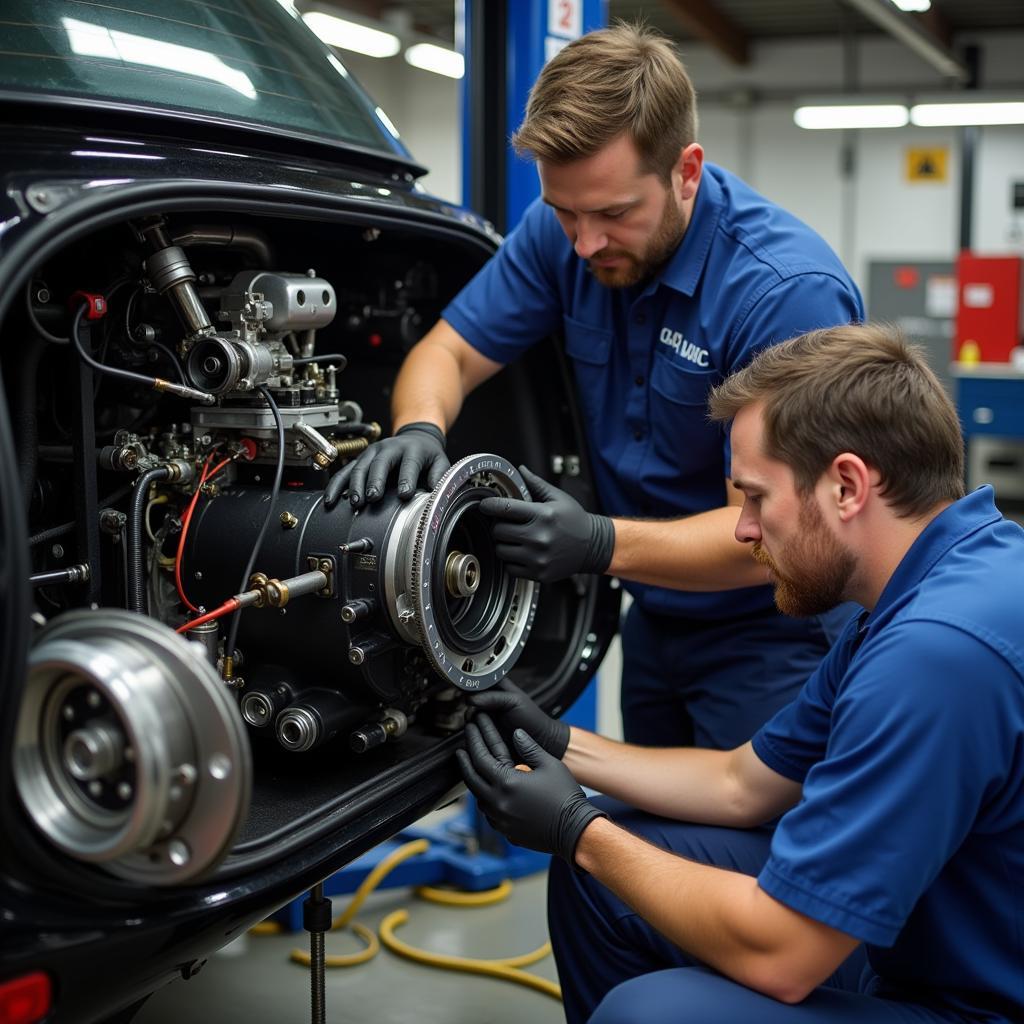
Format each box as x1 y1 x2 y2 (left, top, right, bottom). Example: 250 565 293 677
588 192 686 288
751 497 855 618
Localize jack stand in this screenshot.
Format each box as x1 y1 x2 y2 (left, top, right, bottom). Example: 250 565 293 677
304 881 332 1024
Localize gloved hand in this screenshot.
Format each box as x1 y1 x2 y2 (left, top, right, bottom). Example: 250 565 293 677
456 714 606 863
468 678 570 759
324 422 449 509
477 466 615 583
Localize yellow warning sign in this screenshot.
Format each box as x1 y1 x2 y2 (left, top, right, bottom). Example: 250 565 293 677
906 146 948 182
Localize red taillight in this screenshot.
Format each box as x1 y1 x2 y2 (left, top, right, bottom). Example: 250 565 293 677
0 972 52 1024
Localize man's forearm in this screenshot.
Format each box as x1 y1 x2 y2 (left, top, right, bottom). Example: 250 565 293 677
390 340 465 433
573 817 859 1003
607 508 769 591
564 730 789 828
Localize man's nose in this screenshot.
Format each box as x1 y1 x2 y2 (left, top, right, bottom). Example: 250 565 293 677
735 503 761 544
574 217 607 259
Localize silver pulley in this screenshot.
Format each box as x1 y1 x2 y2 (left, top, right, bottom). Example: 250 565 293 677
13 609 251 885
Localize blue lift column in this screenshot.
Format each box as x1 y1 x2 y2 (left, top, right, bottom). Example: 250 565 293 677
460 0 607 232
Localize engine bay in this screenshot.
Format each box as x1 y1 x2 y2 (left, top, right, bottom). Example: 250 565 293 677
4 205 607 889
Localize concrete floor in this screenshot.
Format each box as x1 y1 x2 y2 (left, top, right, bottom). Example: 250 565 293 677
135 871 564 1024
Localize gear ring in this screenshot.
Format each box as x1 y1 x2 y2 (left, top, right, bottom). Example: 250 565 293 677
405 454 538 690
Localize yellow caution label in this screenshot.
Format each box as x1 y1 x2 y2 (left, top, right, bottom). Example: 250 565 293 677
906 146 949 182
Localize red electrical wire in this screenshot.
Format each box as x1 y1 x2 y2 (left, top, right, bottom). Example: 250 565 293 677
175 452 232 612
175 597 241 633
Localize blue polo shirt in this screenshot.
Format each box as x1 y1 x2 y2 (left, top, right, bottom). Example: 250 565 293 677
443 163 863 619
753 487 1024 1022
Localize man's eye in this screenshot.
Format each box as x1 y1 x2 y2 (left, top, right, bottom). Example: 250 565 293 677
606 209 626 220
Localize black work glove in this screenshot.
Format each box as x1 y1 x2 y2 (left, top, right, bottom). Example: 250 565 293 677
456 714 606 864
477 465 615 583
324 422 449 509
468 678 570 759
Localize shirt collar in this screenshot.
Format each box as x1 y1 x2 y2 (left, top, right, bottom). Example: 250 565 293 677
866 486 1002 627
655 165 724 298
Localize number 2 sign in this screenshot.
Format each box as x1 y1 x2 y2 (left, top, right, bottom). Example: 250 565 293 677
548 0 582 40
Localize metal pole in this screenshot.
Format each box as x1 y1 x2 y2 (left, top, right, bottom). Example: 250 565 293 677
303 881 331 1024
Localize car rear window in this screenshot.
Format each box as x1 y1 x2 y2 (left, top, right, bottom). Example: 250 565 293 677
0 0 400 154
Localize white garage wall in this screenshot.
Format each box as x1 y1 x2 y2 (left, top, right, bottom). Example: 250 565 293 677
684 30 1024 297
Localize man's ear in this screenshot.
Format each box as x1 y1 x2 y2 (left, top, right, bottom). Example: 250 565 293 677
828 453 874 522
674 143 704 202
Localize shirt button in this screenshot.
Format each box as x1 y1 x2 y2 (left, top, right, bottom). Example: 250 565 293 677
635 313 646 325
634 375 644 386
633 430 644 441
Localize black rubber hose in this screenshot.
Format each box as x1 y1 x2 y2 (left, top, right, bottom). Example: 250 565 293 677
128 466 171 614
224 385 285 666
28 481 135 548
72 303 167 391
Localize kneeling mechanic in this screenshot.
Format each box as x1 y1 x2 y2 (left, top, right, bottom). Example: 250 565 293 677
460 322 1024 1024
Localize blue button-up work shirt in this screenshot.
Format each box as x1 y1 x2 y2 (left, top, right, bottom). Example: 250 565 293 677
754 487 1024 1023
443 163 864 619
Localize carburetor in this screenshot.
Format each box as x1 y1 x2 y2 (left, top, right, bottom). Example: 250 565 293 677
187 270 336 396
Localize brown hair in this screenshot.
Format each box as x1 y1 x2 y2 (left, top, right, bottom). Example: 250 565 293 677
708 323 965 518
511 23 698 180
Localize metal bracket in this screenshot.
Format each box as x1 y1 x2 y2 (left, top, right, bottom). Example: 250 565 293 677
306 555 336 598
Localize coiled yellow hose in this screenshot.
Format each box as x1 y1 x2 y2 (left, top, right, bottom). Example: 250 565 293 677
252 837 559 1000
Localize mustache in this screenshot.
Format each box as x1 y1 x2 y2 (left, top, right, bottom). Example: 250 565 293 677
590 248 632 263
750 542 776 571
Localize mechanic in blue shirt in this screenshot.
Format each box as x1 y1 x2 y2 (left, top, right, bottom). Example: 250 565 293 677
328 24 863 748
459 322 1024 1024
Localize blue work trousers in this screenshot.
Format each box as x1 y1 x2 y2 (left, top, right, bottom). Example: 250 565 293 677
548 800 964 1024
620 600 855 749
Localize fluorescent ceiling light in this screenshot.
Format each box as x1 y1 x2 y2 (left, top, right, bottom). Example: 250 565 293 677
890 0 931 11
794 104 909 129
404 42 464 79
911 101 1024 126
302 12 400 58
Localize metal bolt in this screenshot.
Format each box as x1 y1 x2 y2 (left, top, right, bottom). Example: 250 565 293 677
51 543 65 559
167 839 191 867
318 559 332 573
194 570 203 580
116 781 132 800
280 511 299 529
87 691 101 709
